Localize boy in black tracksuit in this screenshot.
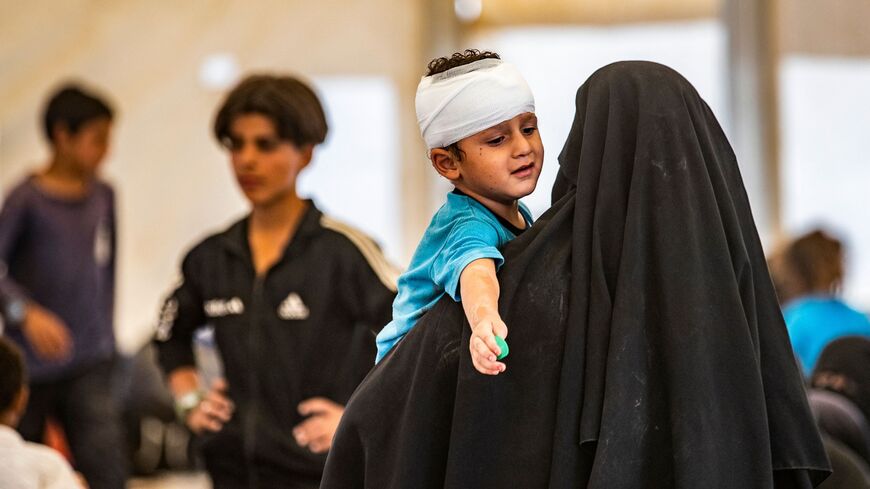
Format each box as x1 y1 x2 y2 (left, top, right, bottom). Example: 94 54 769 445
154 74 397 488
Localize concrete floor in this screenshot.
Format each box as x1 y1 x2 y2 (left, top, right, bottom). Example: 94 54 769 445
127 472 211 489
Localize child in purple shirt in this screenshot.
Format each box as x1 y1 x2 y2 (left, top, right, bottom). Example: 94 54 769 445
0 84 126 489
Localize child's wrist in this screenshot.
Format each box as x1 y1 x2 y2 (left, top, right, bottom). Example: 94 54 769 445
469 303 499 322
471 313 501 329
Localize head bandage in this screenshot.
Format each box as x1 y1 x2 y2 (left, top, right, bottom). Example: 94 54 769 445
415 59 535 150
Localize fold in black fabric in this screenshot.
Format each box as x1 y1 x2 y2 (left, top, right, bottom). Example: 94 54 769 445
321 61 831 488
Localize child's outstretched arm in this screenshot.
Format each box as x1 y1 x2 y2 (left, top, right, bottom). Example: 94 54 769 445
460 258 508 375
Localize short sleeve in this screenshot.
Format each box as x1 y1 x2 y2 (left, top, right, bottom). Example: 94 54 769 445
430 219 504 302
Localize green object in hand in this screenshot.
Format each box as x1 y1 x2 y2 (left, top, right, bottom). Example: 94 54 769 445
494 335 509 360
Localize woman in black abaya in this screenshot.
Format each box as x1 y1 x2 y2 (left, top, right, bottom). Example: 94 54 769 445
321 61 830 489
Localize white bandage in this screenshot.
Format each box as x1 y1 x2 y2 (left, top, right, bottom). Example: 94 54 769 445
415 58 535 150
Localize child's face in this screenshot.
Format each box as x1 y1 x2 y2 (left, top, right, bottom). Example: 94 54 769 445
225 113 311 207
445 112 543 205
55 117 112 175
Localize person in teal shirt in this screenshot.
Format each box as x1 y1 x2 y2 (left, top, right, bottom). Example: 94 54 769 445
376 189 533 364
375 50 542 375
771 229 870 375
784 297 870 376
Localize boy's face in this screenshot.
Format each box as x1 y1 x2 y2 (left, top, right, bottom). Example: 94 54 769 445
437 112 543 206
225 114 311 207
55 117 112 175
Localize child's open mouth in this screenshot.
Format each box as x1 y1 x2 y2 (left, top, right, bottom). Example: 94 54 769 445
511 163 535 177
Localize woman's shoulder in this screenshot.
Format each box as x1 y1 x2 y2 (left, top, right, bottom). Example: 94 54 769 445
785 296 870 328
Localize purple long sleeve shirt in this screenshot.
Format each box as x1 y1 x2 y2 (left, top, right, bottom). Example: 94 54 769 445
0 176 116 381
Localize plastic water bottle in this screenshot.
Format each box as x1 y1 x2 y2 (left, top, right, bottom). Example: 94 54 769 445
193 326 224 390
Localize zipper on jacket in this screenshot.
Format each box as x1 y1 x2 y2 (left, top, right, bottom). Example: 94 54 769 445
243 275 265 488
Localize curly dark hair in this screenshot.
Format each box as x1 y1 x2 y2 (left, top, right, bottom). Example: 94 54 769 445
424 50 501 160
426 49 501 77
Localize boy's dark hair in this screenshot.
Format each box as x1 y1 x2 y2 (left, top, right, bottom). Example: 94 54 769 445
214 74 328 148
43 84 114 143
425 49 501 160
425 49 501 77
0 337 26 414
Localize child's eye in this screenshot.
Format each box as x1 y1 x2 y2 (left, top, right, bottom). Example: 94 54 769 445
522 126 537 135
486 136 505 145
254 137 281 152
222 137 242 151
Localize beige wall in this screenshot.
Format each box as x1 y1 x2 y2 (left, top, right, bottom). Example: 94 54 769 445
0 0 429 352
474 0 718 25
780 0 870 57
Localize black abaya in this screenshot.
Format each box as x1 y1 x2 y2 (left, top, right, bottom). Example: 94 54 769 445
321 61 830 489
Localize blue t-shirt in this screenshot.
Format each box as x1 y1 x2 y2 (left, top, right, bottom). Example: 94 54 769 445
375 191 533 363
783 296 870 376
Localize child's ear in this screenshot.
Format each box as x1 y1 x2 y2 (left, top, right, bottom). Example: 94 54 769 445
11 386 28 421
51 123 72 149
430 148 461 182
297 143 315 171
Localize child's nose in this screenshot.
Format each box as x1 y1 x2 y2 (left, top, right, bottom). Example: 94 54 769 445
511 131 533 158
238 142 259 165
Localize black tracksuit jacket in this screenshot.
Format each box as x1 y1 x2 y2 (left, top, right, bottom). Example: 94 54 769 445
154 202 397 486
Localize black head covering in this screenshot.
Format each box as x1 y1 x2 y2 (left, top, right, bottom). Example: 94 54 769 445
322 61 830 489
813 336 870 426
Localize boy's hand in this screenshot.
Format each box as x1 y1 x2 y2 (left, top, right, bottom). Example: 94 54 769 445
470 315 508 375
294 397 344 453
185 378 234 435
23 303 73 362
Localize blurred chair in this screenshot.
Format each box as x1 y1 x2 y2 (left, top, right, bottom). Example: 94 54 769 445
117 344 197 475
809 388 870 466
818 436 870 489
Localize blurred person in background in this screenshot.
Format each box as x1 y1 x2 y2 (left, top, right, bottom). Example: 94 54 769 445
813 336 870 431
0 334 86 488
154 74 397 489
811 336 870 462
0 84 126 489
768 229 870 376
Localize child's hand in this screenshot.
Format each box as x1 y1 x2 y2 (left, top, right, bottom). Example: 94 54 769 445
23 303 73 362
470 316 508 375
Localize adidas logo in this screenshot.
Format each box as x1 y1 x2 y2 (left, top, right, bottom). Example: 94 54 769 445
278 292 309 320
203 297 245 318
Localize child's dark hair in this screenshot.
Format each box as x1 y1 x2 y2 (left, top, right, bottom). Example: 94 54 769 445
214 74 328 148
425 49 501 161
0 337 26 414
425 49 501 77
43 84 114 143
